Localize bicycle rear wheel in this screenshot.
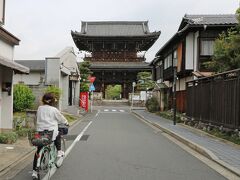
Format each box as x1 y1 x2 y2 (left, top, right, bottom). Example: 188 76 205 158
37 147 50 179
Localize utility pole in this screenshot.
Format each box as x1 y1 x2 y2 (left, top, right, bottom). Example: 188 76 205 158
173 67 177 125
131 82 136 109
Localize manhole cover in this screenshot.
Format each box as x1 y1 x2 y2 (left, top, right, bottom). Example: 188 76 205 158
80 135 90 141
63 135 78 141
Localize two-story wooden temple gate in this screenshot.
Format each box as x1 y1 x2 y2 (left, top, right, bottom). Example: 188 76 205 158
72 21 160 99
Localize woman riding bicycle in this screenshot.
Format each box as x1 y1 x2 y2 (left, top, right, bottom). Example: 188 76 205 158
32 92 69 179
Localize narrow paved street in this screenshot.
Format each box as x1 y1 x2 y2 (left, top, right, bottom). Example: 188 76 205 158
12 106 226 180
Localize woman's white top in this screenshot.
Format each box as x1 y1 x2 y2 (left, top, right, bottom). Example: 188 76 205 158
36 105 68 141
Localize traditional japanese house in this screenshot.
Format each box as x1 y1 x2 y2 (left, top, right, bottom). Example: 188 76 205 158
151 14 238 112
72 21 160 99
14 47 80 111
0 1 29 132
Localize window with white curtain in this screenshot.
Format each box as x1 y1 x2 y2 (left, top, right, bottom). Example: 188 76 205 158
168 54 172 67
164 58 168 69
173 50 177 67
200 40 214 56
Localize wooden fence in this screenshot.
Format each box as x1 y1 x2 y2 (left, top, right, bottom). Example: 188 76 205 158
186 69 240 130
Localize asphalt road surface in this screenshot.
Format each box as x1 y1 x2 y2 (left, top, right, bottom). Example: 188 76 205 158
11 106 227 180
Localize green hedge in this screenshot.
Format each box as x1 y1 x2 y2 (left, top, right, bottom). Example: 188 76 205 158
13 84 35 112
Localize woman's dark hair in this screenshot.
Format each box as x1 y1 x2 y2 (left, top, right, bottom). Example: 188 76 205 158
42 93 56 106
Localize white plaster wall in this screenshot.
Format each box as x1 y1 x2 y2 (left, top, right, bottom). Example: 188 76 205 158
0 66 2 129
13 72 43 85
60 74 69 111
185 33 194 70
0 39 14 60
57 47 79 74
45 58 60 86
194 31 199 72
176 76 194 91
1 67 13 130
75 81 80 105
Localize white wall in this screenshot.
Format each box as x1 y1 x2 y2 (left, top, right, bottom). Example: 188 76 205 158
176 76 194 91
194 31 199 72
45 57 60 86
0 38 15 131
60 74 69 111
0 66 2 129
13 71 44 85
1 67 13 130
185 32 199 71
185 33 194 70
0 39 14 60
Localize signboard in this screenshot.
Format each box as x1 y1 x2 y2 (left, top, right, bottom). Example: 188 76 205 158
80 92 89 112
0 0 5 25
69 75 79 81
89 83 95 91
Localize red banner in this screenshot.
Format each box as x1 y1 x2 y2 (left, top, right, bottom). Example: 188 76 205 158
80 92 89 112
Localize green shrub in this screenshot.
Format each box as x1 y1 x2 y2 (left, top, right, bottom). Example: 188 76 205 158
0 132 18 144
146 97 160 113
13 84 35 112
16 128 31 137
157 111 182 123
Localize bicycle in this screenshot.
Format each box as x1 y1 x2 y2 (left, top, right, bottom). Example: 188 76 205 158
29 124 68 180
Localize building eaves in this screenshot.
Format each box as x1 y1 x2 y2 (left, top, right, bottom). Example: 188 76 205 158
90 62 151 69
0 56 29 74
178 14 238 31
0 26 20 45
155 32 179 57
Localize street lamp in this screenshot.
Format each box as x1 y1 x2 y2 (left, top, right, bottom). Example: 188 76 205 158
131 82 136 109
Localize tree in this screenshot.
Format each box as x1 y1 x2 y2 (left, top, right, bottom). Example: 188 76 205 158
105 85 121 100
205 8 240 72
136 72 154 91
79 61 92 92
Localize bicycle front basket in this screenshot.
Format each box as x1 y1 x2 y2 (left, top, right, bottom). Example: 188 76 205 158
58 124 69 135
31 130 53 147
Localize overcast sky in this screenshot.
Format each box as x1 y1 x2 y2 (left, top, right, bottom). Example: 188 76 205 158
4 0 239 62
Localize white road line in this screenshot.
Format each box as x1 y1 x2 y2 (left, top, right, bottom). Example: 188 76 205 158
119 110 125 112
112 109 116 112
104 109 109 112
95 110 100 117
42 121 92 180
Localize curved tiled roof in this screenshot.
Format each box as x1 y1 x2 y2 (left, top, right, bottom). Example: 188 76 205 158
15 60 45 71
78 21 154 37
179 14 238 30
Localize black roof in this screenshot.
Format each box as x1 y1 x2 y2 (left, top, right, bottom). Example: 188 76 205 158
74 21 159 37
15 60 45 71
178 14 238 30
71 21 161 52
